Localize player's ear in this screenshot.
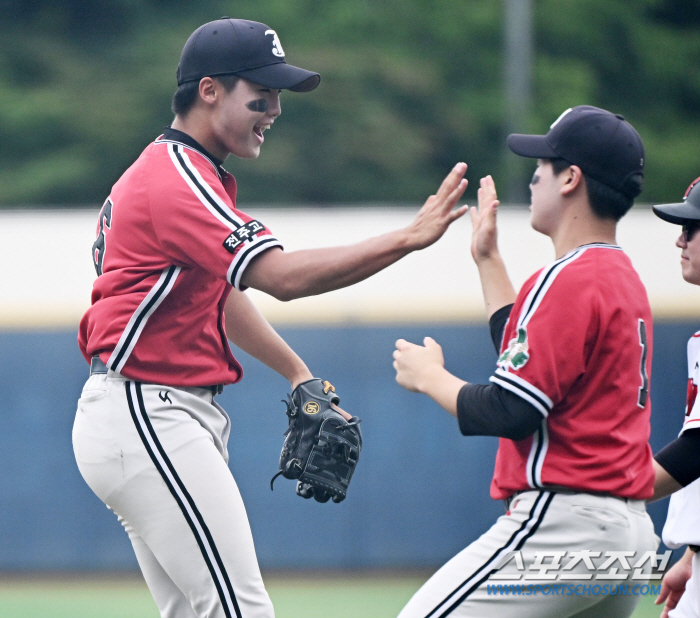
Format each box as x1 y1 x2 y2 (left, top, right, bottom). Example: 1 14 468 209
561 164 584 196
198 77 219 105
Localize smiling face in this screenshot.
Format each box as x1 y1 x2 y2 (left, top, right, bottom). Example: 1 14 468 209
209 78 281 160
676 221 700 285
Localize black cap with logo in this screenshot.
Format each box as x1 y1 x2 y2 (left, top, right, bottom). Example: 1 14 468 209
653 178 700 224
177 18 320 93
507 105 645 199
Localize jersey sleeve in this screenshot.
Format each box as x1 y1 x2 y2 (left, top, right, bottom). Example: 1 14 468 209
655 429 700 486
489 303 514 353
681 334 700 433
682 394 700 433
457 382 542 440
149 144 282 289
489 260 597 417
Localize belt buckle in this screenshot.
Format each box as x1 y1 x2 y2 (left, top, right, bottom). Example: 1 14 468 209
90 356 108 375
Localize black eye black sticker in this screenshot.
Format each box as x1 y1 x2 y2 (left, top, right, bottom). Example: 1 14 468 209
246 99 268 113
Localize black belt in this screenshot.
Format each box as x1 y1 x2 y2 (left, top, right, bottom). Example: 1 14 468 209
90 357 224 395
504 487 633 511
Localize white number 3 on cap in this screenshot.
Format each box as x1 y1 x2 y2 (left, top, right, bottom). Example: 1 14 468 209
265 30 285 58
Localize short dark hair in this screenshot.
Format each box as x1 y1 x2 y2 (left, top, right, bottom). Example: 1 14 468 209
548 158 635 222
171 74 240 117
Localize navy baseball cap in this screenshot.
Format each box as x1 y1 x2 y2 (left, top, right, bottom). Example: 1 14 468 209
507 105 645 199
176 18 320 92
653 177 700 224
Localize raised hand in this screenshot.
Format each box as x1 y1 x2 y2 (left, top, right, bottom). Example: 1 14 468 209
406 163 469 250
469 175 516 318
471 175 501 264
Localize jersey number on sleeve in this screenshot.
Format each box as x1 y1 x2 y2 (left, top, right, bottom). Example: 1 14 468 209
92 198 113 276
637 318 649 408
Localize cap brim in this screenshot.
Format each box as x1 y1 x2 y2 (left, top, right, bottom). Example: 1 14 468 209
652 202 700 224
235 62 320 92
507 134 559 159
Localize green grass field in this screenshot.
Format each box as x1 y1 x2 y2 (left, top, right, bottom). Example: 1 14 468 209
0 574 664 618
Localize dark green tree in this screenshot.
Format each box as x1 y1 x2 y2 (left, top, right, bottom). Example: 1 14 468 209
0 0 698 206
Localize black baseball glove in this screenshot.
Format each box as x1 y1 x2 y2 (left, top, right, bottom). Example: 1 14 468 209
270 378 362 503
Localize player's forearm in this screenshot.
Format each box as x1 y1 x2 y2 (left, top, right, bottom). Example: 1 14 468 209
650 459 683 502
241 230 415 300
475 253 517 319
224 289 312 388
418 367 467 418
651 429 700 501
676 547 694 571
680 547 694 566
243 163 468 299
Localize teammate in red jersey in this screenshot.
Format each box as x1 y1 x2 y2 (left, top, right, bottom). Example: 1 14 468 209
645 178 700 618
73 18 468 618
393 106 658 617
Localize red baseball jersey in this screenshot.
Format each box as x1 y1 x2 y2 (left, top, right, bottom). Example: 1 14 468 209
489 244 655 500
79 132 282 386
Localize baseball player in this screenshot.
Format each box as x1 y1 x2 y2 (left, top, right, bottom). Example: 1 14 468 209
72 18 468 618
647 177 700 618
393 106 659 617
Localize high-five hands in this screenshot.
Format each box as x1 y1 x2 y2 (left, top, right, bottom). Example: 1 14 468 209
469 175 517 317
470 175 501 263
407 163 469 250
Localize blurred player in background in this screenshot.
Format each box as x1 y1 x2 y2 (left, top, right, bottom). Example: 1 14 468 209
648 177 700 618
393 106 658 617
73 17 468 618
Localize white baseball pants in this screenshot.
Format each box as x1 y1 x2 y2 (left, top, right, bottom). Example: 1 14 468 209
397 490 659 618
73 371 274 618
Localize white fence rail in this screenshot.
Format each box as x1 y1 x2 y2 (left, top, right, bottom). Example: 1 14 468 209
0 206 694 328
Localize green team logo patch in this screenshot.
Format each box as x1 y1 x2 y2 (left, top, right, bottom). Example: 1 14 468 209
498 326 530 370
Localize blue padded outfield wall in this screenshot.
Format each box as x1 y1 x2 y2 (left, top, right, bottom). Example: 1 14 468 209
0 321 693 571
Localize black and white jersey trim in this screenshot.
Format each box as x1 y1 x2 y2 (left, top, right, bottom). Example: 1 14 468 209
167 143 244 228
108 265 181 373
526 420 549 488
165 142 282 288
156 137 223 181
489 245 623 489
228 236 282 289
490 371 552 417
488 245 604 416
518 247 586 327
519 244 621 327
125 381 242 618
422 491 555 617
